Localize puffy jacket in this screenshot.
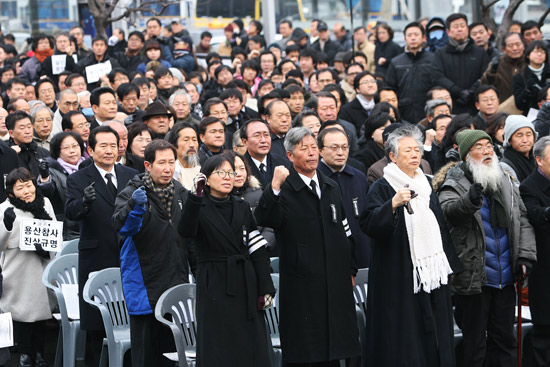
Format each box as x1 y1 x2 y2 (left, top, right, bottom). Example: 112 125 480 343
385 48 434 123
480 196 514 288
112 174 195 315
432 39 490 114
436 162 536 295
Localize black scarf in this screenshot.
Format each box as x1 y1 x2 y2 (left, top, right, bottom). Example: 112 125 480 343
461 163 508 229
8 190 52 220
503 147 536 182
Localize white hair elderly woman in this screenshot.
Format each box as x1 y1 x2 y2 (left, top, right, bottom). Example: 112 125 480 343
360 125 462 366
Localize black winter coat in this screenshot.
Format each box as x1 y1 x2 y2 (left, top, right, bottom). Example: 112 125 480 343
254 168 360 363
360 177 462 367
520 170 550 325
179 192 274 367
374 39 403 75
311 39 341 65
76 54 121 91
0 140 19 203
9 139 50 179
65 163 137 330
39 52 80 85
386 48 435 123
339 98 370 135
432 40 490 115
513 64 550 114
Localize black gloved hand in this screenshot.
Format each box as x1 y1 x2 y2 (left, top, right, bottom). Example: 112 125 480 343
34 242 50 259
457 89 471 105
515 259 533 281
468 183 484 206
543 207 550 222
3 207 16 231
38 160 49 179
82 182 96 206
490 55 500 72
445 148 460 162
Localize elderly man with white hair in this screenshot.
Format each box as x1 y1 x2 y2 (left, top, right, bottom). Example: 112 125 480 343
437 128 536 367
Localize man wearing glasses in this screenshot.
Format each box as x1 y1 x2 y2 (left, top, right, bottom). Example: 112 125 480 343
339 70 378 133
61 111 91 157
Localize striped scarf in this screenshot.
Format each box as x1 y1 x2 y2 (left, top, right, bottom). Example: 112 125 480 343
142 172 175 219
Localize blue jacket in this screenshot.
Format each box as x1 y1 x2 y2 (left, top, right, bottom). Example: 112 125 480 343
480 196 514 288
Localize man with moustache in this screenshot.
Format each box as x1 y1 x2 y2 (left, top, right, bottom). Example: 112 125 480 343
168 122 201 190
437 129 536 367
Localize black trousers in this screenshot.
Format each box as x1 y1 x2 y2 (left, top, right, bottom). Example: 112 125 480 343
454 285 516 367
13 320 46 355
130 314 175 367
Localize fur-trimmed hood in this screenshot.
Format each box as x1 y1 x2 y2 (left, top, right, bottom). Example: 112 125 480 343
432 161 460 191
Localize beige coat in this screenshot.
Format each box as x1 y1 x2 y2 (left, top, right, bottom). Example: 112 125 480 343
0 198 55 322
355 42 376 73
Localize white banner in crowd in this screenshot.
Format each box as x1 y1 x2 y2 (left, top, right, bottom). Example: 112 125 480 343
85 60 112 84
19 218 63 252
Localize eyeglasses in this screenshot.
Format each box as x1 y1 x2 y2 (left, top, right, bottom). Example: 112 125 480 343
61 143 80 151
359 79 377 85
213 170 237 178
471 143 494 153
74 122 91 129
326 144 349 152
479 97 498 103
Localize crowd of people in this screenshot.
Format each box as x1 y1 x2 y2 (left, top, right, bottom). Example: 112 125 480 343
0 10 549 367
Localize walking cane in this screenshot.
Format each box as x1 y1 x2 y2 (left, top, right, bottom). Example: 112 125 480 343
517 280 523 367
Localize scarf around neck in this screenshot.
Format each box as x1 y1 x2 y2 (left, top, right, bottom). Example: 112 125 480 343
503 147 536 182
383 163 453 293
8 190 52 220
448 37 469 52
57 157 84 175
35 48 54 63
356 94 375 112
142 171 175 219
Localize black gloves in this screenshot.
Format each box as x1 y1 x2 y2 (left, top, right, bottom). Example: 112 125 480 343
457 89 472 106
445 148 460 162
38 160 49 179
3 207 16 231
543 207 550 222
515 259 533 281
34 243 50 259
82 182 96 206
468 183 484 206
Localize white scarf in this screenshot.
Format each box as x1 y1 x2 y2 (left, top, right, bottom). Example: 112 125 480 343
356 94 375 112
383 163 453 293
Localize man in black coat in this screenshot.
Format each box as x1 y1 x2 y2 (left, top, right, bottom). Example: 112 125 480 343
0 139 18 202
65 126 137 359
77 36 121 92
386 21 435 124
317 127 371 268
255 127 360 366
241 119 290 189
519 136 550 366
432 13 490 115
311 21 341 65
339 71 377 134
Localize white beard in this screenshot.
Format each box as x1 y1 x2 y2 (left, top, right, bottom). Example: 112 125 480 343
466 153 502 192
183 152 200 168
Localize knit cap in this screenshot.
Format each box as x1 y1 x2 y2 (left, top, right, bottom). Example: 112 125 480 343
456 130 493 160
503 115 538 148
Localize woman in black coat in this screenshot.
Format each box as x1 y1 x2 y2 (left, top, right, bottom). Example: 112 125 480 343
355 112 393 171
178 154 275 367
513 40 550 114
374 23 402 76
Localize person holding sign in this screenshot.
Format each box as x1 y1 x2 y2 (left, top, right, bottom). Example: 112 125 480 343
0 167 56 367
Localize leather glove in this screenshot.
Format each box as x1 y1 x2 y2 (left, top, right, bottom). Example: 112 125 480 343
38 159 49 179
192 173 207 197
34 242 50 259
132 186 147 207
3 207 16 231
457 89 471 105
515 259 533 281
82 182 96 206
543 207 550 222
468 183 484 206
445 148 460 162
490 55 500 72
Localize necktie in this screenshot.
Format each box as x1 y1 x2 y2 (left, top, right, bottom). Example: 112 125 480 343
310 180 319 198
259 163 268 182
105 173 117 198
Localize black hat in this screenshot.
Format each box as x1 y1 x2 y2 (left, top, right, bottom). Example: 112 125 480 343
317 21 328 32
142 101 173 121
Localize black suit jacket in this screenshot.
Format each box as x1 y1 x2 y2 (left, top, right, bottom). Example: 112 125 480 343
338 98 371 135
245 152 291 189
65 163 137 330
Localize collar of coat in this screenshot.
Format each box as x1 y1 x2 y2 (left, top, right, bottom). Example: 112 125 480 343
286 166 338 193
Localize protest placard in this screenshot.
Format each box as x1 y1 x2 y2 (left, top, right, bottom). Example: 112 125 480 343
85 60 112 83
19 218 63 252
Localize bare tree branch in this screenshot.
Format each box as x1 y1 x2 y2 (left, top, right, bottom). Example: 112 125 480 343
538 7 550 28
480 0 499 34
106 1 177 23
495 0 525 47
